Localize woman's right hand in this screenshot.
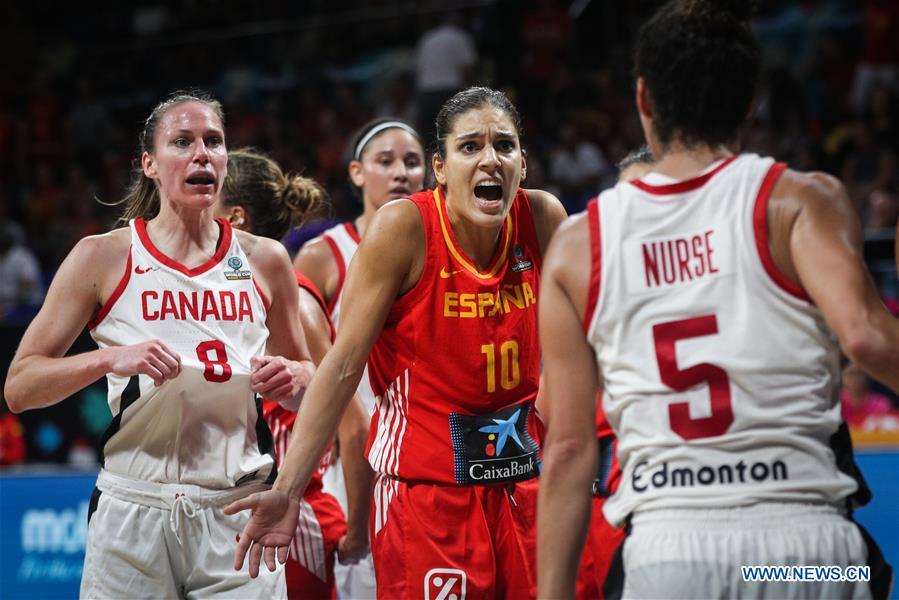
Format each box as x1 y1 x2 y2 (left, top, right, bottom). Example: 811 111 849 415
224 489 300 577
103 340 182 386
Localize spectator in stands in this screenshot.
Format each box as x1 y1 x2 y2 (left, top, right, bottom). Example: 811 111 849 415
548 121 610 212
0 221 44 323
415 13 477 142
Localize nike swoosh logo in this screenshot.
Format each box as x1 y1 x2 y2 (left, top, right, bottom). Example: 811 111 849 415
439 267 464 279
134 265 157 274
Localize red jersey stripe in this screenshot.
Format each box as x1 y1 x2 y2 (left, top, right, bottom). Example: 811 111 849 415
752 162 812 302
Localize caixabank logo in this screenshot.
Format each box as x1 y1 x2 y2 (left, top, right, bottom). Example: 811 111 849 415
449 401 540 484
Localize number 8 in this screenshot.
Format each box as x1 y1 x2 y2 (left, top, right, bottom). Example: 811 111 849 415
196 340 232 383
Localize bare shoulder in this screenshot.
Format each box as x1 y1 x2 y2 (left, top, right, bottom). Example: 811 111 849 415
239 231 291 274
524 188 566 222
545 211 590 270
294 236 335 271
293 235 337 294
771 168 853 216
524 188 568 255
75 226 131 259
362 198 424 245
360 198 425 292
69 227 131 293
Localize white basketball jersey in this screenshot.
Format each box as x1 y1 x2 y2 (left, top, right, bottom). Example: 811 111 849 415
585 154 859 526
319 222 376 413
90 218 274 488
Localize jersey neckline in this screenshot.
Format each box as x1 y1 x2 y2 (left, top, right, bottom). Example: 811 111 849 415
134 217 232 277
432 186 514 280
630 156 737 195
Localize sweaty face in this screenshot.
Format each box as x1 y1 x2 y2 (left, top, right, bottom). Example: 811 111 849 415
434 105 525 228
351 128 425 209
142 101 227 211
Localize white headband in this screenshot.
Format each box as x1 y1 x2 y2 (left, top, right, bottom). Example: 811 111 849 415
353 121 419 160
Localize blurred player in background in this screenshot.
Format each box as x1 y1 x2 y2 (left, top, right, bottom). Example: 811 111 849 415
216 147 373 598
5 91 315 598
227 87 567 599
537 0 899 597
293 117 425 597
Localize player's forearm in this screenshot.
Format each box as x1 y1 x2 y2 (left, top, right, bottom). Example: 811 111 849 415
537 436 596 599
5 350 111 413
273 350 365 500
338 397 374 540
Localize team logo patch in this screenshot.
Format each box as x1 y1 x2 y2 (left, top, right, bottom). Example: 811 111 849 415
510 244 533 273
225 256 252 280
449 401 540 485
424 568 467 600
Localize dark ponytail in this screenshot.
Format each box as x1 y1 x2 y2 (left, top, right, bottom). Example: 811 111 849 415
222 148 328 240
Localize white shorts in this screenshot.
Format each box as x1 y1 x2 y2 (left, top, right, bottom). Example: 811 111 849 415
621 502 880 600
80 470 286 599
321 456 377 599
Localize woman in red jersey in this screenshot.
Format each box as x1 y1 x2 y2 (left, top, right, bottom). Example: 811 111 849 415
293 117 426 599
226 87 567 598
5 90 314 598
214 148 373 599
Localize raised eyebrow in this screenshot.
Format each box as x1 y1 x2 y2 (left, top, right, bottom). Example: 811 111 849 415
454 130 484 141
454 130 517 141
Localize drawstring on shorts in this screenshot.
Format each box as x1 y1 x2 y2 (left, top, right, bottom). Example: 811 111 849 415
170 494 198 545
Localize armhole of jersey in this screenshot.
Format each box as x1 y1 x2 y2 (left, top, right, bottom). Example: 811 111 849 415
389 197 433 313
752 162 812 303
88 247 133 330
296 274 336 341
252 277 271 313
322 234 346 313
517 189 543 271
344 221 361 244
583 198 602 334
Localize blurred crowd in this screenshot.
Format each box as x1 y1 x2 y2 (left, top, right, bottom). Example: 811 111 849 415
1 0 897 465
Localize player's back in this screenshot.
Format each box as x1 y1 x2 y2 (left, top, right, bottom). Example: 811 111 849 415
586 154 859 525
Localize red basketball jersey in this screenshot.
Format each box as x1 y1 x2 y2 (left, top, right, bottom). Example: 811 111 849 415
366 187 543 485
263 270 335 492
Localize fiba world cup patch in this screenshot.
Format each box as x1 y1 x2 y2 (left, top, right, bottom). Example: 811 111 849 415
510 244 533 273
224 256 252 280
449 401 540 485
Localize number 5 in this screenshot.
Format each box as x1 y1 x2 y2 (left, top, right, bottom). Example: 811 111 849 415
653 315 733 440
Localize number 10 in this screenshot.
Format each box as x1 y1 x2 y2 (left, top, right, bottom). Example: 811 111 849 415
481 340 520 393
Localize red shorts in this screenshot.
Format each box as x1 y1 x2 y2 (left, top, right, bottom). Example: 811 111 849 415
371 474 538 599
286 487 347 600
576 495 626 600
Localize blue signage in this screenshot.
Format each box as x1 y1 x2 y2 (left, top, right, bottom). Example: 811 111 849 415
0 471 97 600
